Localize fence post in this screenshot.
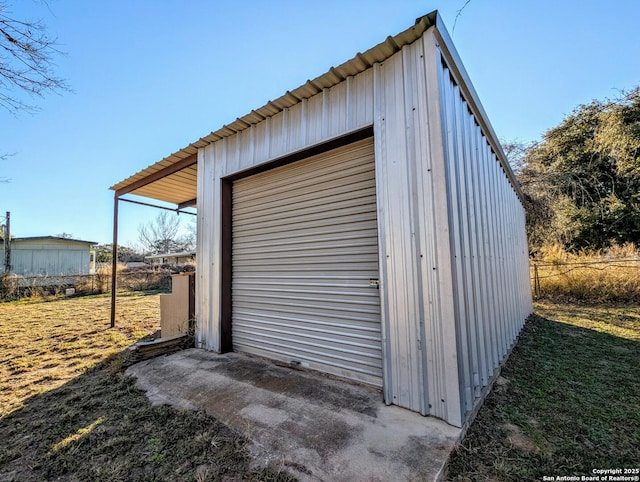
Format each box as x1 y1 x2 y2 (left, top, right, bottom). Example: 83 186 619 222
534 263 541 299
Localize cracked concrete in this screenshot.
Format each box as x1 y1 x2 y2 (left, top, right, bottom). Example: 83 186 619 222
126 349 460 481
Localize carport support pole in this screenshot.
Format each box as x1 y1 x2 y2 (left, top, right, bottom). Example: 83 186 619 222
110 196 119 328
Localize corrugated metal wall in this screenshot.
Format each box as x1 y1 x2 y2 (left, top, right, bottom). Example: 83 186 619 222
2 242 92 276
195 25 532 427
372 34 463 423
439 62 533 422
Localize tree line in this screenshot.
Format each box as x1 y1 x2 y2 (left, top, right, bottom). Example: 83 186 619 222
509 87 640 253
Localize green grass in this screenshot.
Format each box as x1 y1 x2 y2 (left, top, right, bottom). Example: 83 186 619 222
0 293 295 481
446 301 640 481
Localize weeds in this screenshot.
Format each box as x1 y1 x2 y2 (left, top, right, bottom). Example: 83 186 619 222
0 293 161 417
1 264 176 302
531 243 640 303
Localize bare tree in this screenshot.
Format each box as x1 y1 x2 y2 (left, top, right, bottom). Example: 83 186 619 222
0 152 11 182
452 0 472 32
501 138 535 175
0 1 69 114
138 211 194 255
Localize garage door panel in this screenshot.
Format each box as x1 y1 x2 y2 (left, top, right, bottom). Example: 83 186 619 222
234 224 378 247
232 321 382 350
233 174 376 214
233 329 383 366
233 279 378 293
232 137 382 386
234 215 376 240
233 254 379 268
234 229 378 247
234 197 377 230
233 242 378 260
233 295 381 318
235 145 374 196
232 344 382 386
234 177 375 213
233 305 381 328
233 289 379 307
234 155 373 196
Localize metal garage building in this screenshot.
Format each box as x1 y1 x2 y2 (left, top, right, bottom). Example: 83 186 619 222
111 11 533 427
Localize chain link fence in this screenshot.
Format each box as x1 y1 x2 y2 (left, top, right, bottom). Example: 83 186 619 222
0 265 195 301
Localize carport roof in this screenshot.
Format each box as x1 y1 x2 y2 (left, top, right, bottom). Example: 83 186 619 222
109 11 443 207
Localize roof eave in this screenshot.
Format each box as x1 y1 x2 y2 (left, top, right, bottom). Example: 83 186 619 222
110 10 525 204
109 11 440 197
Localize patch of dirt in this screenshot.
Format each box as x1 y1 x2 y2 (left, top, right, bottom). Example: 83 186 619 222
494 376 509 394
503 423 538 453
495 376 509 386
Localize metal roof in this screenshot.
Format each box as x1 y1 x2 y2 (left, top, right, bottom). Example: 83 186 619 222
109 11 441 205
1 236 98 245
109 10 523 205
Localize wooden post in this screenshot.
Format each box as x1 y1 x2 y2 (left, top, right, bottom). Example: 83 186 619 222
110 196 119 328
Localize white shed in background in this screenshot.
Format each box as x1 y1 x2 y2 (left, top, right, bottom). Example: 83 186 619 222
110 11 533 428
0 236 97 276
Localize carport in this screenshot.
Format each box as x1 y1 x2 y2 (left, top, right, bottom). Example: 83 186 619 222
108 150 198 327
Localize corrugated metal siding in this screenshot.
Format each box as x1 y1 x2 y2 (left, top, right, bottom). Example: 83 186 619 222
439 62 533 421
372 32 464 424
231 139 383 386
7 245 91 276
196 147 220 351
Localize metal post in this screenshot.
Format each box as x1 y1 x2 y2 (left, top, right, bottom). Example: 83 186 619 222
110 197 119 328
4 211 10 274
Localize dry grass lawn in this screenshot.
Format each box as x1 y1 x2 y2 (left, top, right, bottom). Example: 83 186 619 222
0 292 294 481
0 292 160 417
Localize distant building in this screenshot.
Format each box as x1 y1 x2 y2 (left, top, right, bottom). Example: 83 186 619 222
145 251 195 265
1 236 97 276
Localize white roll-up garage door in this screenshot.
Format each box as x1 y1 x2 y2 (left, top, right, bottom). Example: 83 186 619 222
232 137 382 386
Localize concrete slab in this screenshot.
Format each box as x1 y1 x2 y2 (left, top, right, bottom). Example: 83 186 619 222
126 349 461 481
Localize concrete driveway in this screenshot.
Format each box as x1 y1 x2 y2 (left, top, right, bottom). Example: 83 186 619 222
126 349 461 481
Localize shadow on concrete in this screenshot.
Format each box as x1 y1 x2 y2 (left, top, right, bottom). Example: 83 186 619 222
128 349 461 481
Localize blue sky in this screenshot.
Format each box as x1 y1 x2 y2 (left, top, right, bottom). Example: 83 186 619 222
1 0 638 247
